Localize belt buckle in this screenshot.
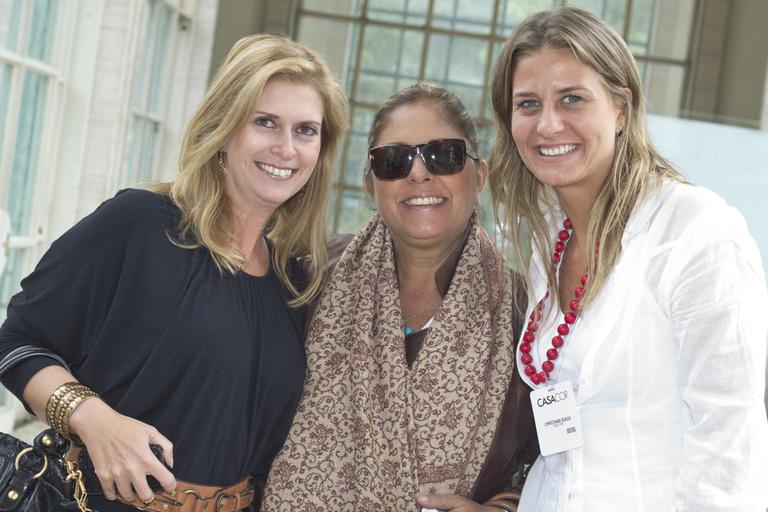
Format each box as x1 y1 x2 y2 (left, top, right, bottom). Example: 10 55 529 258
214 491 237 511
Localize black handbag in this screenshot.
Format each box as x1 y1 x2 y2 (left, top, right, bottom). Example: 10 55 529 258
0 346 94 511
0 429 88 511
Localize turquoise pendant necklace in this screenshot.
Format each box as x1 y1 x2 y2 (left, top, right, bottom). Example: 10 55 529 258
402 300 436 336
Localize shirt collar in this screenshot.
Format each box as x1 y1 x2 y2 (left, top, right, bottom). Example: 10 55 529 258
622 178 669 242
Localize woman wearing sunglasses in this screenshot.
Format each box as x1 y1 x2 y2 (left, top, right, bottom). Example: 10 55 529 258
262 83 538 511
424 7 768 512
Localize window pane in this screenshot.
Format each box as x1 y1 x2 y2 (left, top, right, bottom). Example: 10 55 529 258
426 35 488 85
0 249 23 314
138 120 159 181
0 71 47 309
343 107 375 187
122 117 142 185
627 0 656 56
27 0 57 63
360 26 420 75
483 41 505 120
425 34 488 113
368 0 428 25
357 73 397 105
133 0 158 109
297 16 357 90
0 64 11 165
7 71 47 235
453 84 485 116
148 3 172 115
432 0 494 35
476 121 494 160
343 134 368 187
0 0 23 52
356 26 423 104
303 0 363 16
497 0 557 36
336 190 373 235
567 0 627 35
642 61 685 116
642 0 694 60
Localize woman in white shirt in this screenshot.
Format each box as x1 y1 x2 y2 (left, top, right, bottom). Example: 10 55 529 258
418 6 768 512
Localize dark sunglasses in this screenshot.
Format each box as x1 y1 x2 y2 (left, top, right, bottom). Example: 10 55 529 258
368 138 479 181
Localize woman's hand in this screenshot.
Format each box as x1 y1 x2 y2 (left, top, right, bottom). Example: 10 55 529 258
21 366 176 503
416 494 502 512
68 397 176 504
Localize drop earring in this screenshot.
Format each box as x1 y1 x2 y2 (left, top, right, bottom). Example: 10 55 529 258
218 152 227 174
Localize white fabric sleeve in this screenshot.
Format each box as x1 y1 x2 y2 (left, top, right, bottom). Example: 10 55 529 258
670 236 768 512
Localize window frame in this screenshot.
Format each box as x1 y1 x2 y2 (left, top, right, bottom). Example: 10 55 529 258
0 0 76 432
119 0 192 187
294 0 698 232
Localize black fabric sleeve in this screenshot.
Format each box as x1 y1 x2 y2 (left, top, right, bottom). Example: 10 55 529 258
0 189 170 403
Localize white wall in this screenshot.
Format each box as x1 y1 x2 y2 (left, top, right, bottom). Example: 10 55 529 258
648 115 768 282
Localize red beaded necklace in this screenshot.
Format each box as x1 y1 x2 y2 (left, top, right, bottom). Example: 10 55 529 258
520 218 588 385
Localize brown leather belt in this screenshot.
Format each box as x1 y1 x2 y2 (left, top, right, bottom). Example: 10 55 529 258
124 475 258 512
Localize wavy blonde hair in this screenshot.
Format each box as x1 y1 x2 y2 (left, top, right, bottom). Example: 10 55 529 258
154 34 348 306
489 7 683 309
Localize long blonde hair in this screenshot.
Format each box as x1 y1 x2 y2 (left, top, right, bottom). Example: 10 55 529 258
489 7 683 309
156 34 348 306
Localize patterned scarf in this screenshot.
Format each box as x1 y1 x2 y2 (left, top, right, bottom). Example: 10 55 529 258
262 214 519 512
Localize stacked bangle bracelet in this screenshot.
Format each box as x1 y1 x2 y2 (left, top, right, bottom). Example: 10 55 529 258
45 382 98 446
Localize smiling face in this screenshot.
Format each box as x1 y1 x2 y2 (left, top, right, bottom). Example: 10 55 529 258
510 45 625 201
368 101 487 250
223 78 324 217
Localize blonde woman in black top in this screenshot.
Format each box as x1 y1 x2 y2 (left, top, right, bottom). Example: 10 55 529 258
0 34 348 512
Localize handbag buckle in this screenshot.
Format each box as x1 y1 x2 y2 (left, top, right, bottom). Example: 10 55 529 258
14 447 48 479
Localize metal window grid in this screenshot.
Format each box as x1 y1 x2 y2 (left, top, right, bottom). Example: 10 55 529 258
295 0 697 232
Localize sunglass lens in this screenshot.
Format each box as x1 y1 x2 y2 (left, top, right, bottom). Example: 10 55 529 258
371 146 413 180
425 140 466 174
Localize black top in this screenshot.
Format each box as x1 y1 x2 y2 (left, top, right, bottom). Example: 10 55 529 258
0 189 306 510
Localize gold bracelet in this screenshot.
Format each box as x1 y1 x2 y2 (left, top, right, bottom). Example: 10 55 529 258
51 387 82 435
51 386 82 433
45 381 78 427
62 392 97 446
55 387 91 432
45 382 98 445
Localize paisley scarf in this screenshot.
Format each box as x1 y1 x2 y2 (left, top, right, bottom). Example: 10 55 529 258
262 214 520 511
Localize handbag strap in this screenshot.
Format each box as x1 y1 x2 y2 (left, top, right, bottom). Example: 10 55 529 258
0 345 70 377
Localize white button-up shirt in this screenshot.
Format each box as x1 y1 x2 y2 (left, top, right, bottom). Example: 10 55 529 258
518 180 768 512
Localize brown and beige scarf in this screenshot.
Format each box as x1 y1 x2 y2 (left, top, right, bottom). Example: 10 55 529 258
262 214 519 512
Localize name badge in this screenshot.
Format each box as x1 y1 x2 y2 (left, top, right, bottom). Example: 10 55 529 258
530 380 583 456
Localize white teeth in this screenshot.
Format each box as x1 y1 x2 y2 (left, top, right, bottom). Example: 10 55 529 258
405 196 445 206
258 162 293 177
539 144 578 156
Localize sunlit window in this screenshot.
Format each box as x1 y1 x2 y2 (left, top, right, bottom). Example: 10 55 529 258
0 0 60 309
122 0 191 185
296 0 695 234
